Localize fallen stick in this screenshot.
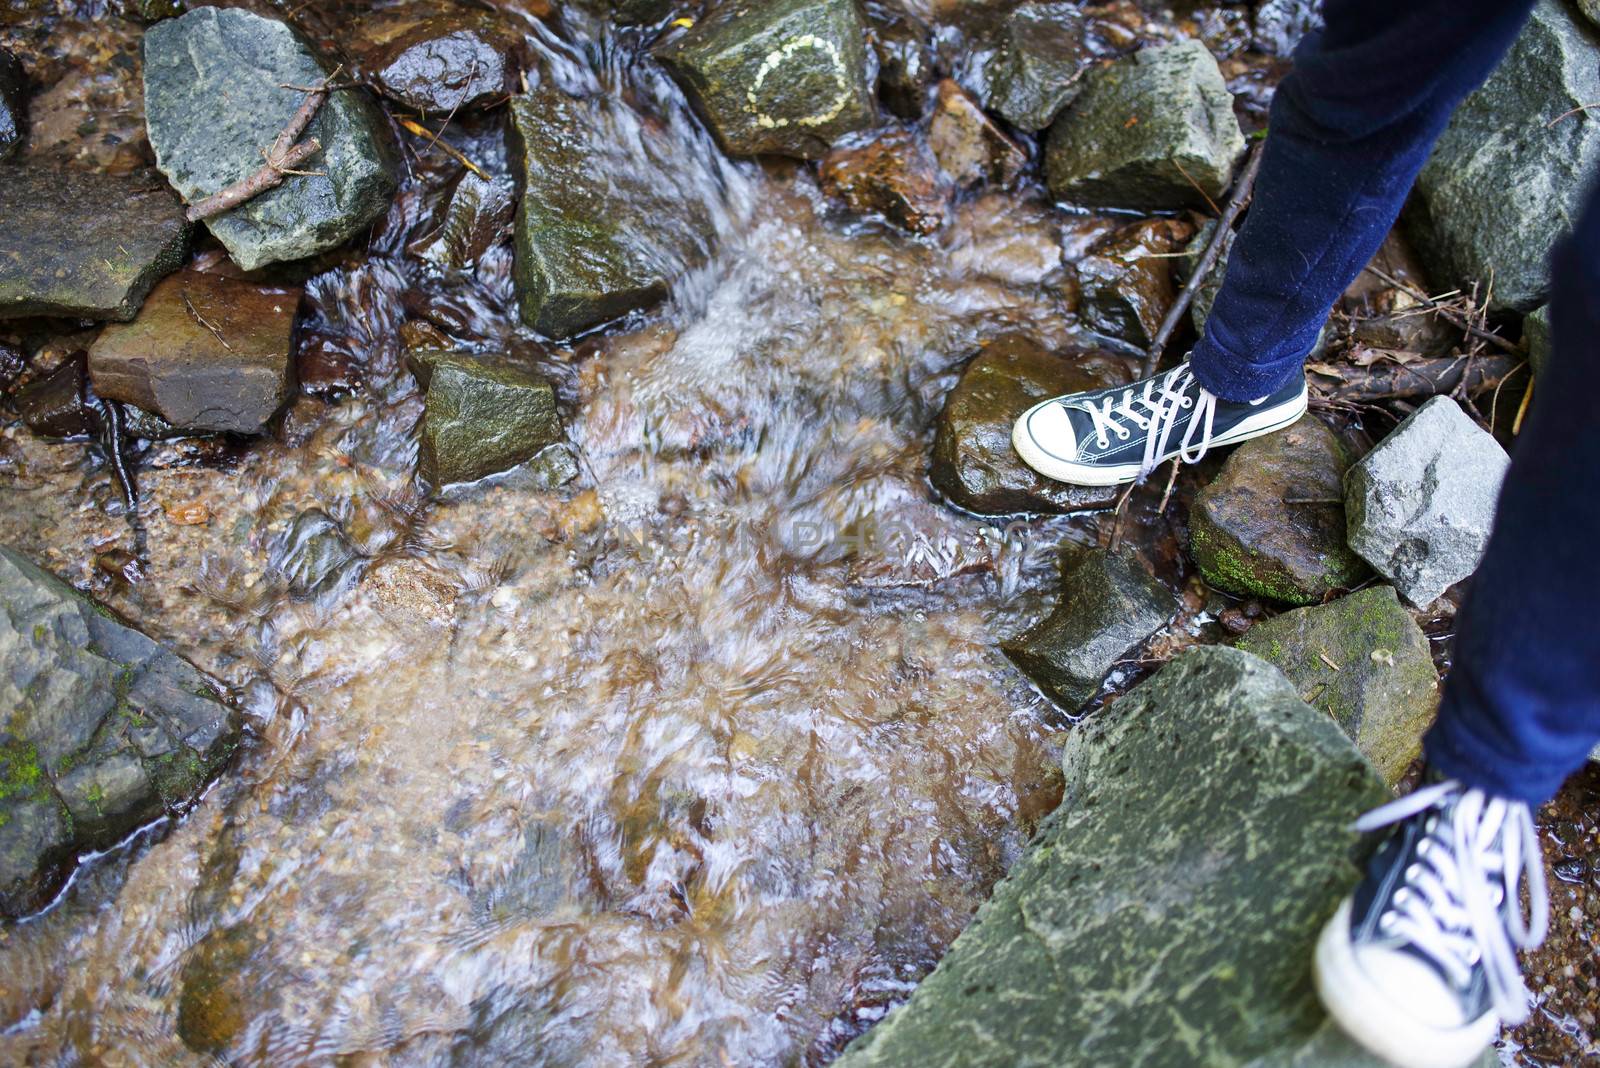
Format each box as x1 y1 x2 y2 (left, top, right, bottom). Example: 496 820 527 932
1140 140 1266 379
1311 354 1519 404
1359 265 1519 355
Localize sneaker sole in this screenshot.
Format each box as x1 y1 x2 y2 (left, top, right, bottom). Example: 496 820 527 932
1010 387 1310 488
1313 900 1498 1068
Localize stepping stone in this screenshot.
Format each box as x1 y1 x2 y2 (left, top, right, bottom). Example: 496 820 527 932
1240 585 1440 786
927 79 1027 190
1001 547 1174 709
352 2 520 114
142 7 398 271
0 164 190 321
834 646 1394 1068
408 349 564 486
1044 39 1245 211
88 270 301 434
818 128 949 235
1190 416 1370 605
507 81 716 337
654 0 876 159
930 335 1125 516
0 545 239 918
1344 396 1509 607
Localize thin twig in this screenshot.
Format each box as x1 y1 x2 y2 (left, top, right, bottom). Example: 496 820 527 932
1172 158 1221 215
1359 264 1518 355
1512 376 1534 435
1140 141 1266 378
181 291 231 350
1106 479 1139 552
186 138 321 222
1156 457 1181 514
395 117 488 179
1546 101 1600 128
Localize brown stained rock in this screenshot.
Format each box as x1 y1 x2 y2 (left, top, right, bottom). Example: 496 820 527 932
931 335 1127 515
818 128 949 235
352 3 520 114
1190 415 1371 605
1076 217 1194 348
15 352 94 438
927 79 1027 190
88 271 301 434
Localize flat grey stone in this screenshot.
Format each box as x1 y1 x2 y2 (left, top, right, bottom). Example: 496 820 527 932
1045 39 1245 211
1345 396 1510 607
1409 0 1600 312
835 646 1391 1068
142 7 398 271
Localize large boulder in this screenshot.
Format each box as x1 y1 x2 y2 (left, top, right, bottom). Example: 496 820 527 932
1240 586 1440 786
1001 547 1173 709
0 46 23 160
88 270 301 434
835 646 1393 1068
654 0 876 159
0 164 191 321
1408 0 1600 312
142 7 399 271
507 82 716 337
1 546 239 917
1190 416 1370 605
930 335 1125 515
408 349 564 486
1344 396 1509 607
978 0 1088 132
351 3 520 114
1045 39 1245 211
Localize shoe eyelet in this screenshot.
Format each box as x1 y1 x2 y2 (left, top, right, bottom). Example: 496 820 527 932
1096 436 1110 450
1379 913 1397 932
1393 888 1410 906
1425 817 1439 833
1467 947 1481 965
1491 888 1504 906
1405 863 1422 882
1116 429 1131 440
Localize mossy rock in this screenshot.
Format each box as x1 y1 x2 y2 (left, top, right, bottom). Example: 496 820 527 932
409 349 564 487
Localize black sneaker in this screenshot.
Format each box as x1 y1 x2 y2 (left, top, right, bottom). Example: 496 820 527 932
1010 359 1307 486
1314 778 1549 1068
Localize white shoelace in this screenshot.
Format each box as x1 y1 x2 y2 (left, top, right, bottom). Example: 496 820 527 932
1080 365 1220 478
1354 780 1549 1024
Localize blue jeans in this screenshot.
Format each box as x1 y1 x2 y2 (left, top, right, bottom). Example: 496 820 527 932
1191 0 1600 805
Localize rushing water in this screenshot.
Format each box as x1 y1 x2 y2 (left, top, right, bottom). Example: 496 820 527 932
0 4 1186 1063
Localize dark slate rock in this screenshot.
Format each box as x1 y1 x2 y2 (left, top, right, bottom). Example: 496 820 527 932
930 335 1126 515
1344 396 1508 607
142 7 399 271
408 349 564 486
818 128 949 235
0 545 239 917
1077 217 1192 349
0 46 24 160
980 0 1088 132
1240 586 1439 786
654 0 877 159
1409 0 1600 312
835 646 1392 1068
1045 39 1245 211
1191 416 1370 605
352 3 519 114
1001 547 1173 709
88 270 300 434
507 82 716 337
0 164 190 321
865 2 933 119
927 78 1026 190
406 170 516 271
15 353 95 438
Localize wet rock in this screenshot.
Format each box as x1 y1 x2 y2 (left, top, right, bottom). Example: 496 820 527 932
1190 416 1370 605
930 335 1126 515
1524 303 1551 379
353 3 519 114
927 79 1027 190
0 164 191 321
1077 217 1193 348
275 509 361 598
88 270 300 435
654 0 876 159
865 3 933 119
1044 39 1246 211
818 128 948 234
406 170 516 271
1345 396 1509 607
980 1 1088 132
409 349 564 486
835 646 1391 1068
0 545 238 917
507 82 716 337
1240 586 1440 786
0 341 23 395
1409 0 1600 312
1001 547 1173 709
1583 0 1600 30
1253 0 1322 57
0 46 24 160
143 7 399 271
607 0 676 25
15 353 94 438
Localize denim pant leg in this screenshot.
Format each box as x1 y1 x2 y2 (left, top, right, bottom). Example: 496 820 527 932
1189 0 1536 402
1424 182 1600 807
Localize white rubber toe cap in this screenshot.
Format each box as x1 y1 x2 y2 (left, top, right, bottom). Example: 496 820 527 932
1012 401 1076 472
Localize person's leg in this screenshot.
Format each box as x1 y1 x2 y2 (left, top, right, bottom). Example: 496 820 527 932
1423 179 1600 804
1190 0 1538 402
